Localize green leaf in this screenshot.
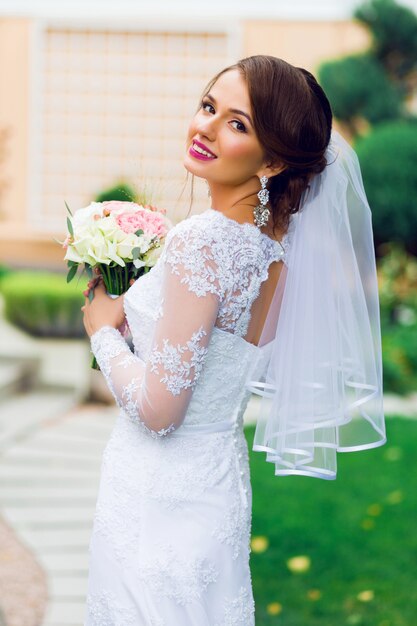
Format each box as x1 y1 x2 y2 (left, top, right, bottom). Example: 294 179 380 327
67 216 74 237
85 264 93 278
65 201 73 216
88 289 94 302
66 265 78 283
67 260 77 268
132 247 140 260
135 229 144 237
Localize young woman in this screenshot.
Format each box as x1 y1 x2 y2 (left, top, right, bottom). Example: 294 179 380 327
82 55 384 624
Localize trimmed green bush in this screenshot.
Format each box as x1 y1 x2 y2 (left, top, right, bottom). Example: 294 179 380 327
0 271 88 338
318 54 403 132
355 121 417 254
0 264 11 282
95 182 138 203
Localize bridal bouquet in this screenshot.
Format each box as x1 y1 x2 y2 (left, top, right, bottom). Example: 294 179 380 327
62 200 171 368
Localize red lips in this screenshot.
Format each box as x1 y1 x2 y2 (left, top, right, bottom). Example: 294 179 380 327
191 139 217 158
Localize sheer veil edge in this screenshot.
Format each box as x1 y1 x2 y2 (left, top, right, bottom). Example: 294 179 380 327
246 130 386 479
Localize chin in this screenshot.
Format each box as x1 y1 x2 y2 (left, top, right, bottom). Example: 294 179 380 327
183 155 204 178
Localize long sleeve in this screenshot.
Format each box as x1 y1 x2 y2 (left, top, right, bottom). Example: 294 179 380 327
90 226 225 438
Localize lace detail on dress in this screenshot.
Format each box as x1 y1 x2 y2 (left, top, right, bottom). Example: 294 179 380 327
86 590 137 626
100 416 233 512
149 326 208 396
211 430 251 560
164 225 226 299
164 209 289 339
91 326 132 379
214 586 255 626
138 543 219 606
90 326 176 438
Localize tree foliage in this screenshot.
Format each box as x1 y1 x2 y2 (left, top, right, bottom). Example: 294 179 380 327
354 0 417 90
319 53 403 134
318 0 417 134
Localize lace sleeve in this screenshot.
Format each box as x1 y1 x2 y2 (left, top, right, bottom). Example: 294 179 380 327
90 225 223 437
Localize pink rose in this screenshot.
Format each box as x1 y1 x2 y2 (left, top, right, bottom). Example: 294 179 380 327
115 208 168 237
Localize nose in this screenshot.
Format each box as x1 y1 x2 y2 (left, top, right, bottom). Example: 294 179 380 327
194 114 216 142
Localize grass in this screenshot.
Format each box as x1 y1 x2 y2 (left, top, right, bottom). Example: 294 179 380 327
245 417 417 626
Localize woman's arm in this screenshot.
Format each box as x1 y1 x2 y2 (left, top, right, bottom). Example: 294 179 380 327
87 229 223 437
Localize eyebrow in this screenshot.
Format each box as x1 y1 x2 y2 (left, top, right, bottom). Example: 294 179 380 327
205 93 253 127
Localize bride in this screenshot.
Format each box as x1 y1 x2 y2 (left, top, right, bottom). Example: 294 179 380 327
81 55 384 624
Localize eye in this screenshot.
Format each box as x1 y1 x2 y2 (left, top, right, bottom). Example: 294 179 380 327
200 99 247 133
201 99 215 114
230 120 247 133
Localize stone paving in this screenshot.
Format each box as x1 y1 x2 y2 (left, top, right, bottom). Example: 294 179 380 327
0 403 117 626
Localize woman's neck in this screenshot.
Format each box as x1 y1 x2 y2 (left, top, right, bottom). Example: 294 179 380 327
208 181 286 241
208 181 259 224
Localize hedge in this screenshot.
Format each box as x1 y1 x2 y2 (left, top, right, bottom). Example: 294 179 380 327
0 271 88 338
355 121 417 254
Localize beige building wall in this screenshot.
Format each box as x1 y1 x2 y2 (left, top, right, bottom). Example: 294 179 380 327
0 17 370 268
243 20 369 69
0 19 31 230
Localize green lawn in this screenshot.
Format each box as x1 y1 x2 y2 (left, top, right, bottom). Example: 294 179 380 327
246 417 417 626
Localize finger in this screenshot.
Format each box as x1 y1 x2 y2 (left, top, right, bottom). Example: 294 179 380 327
89 276 101 288
94 281 106 294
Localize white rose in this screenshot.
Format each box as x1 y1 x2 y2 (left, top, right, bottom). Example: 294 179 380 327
87 233 113 265
72 231 94 259
97 215 119 239
143 244 163 267
64 245 83 264
105 240 126 267
72 202 103 228
115 232 138 260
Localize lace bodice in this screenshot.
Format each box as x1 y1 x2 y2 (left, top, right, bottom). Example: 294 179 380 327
91 208 291 437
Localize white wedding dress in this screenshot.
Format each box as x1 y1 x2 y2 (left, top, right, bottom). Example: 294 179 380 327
84 208 291 626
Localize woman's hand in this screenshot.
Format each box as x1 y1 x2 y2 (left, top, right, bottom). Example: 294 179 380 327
81 278 126 338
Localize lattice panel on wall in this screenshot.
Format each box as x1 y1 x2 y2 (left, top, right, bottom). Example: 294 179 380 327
35 27 229 230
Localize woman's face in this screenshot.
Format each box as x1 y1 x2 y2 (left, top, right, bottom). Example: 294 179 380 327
184 69 268 186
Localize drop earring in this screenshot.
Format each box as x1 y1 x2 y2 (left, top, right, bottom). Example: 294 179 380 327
205 180 211 198
253 175 270 227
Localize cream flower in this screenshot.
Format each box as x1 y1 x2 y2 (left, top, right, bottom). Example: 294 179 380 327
143 244 163 267
286 555 311 573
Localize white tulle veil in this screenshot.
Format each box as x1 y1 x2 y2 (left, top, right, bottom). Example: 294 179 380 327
246 130 386 479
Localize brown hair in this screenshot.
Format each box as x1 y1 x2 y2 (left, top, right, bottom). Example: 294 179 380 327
201 55 333 235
